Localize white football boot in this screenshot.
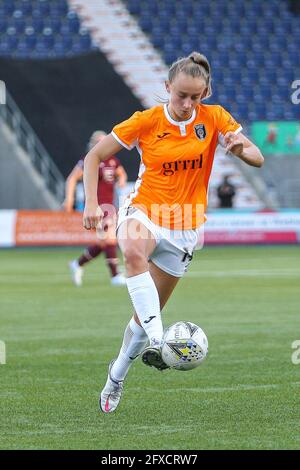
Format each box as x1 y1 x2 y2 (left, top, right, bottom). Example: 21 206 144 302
100 360 124 413
69 260 83 286
141 340 169 371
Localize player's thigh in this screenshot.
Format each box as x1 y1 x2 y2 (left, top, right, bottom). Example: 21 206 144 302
117 218 156 259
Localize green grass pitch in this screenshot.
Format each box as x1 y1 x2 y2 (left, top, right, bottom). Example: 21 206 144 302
0 245 299 450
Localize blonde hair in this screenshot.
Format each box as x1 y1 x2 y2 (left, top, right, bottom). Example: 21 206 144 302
168 51 212 99
87 130 107 150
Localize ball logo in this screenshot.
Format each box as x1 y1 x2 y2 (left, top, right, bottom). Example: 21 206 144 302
0 340 6 364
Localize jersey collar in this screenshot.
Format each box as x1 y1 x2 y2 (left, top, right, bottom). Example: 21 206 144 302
163 103 196 126
164 104 197 136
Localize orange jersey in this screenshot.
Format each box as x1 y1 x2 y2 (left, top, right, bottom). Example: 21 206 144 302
112 104 241 229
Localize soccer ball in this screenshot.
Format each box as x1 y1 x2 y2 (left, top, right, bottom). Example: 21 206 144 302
161 321 208 371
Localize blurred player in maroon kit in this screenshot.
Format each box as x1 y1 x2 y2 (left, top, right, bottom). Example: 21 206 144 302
63 130 127 286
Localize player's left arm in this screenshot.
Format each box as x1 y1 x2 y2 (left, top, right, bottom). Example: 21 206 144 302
224 131 264 168
115 165 127 188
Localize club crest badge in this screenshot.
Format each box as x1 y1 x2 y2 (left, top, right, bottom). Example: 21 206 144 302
194 124 207 141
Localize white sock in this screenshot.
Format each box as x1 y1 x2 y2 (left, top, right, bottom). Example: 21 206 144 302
126 271 163 345
111 317 148 381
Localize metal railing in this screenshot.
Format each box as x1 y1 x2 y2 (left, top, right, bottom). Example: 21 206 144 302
0 88 65 203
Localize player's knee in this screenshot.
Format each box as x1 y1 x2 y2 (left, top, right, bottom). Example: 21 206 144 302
123 246 147 272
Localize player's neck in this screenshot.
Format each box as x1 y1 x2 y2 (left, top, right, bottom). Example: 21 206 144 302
167 104 192 122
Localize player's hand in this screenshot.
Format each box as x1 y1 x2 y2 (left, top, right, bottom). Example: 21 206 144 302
83 203 103 230
224 132 244 157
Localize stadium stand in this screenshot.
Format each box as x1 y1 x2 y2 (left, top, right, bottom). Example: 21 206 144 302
0 87 64 209
0 0 95 59
70 0 275 209
0 0 299 123
123 0 300 123
0 51 143 181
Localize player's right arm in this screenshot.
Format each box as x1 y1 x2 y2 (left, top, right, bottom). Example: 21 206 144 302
83 134 123 230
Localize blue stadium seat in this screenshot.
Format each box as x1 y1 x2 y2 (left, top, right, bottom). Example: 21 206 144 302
35 0 50 16
50 1 68 17
61 35 73 50
24 26 37 49
151 25 165 38
0 19 7 33
72 40 86 55
152 34 165 49
42 27 55 49
258 85 272 100
60 24 72 37
139 17 153 33
44 17 61 33
53 40 68 57
237 103 249 120
67 11 80 34
2 0 15 15
264 69 277 82
288 52 300 66
0 0 95 60
12 10 26 33
34 41 50 55
19 0 33 16
243 88 255 101
248 110 260 121
127 0 141 15
28 17 45 33
142 3 158 15
168 34 182 49
0 41 11 56
6 27 19 50
15 40 31 57
73 28 91 50
157 16 170 31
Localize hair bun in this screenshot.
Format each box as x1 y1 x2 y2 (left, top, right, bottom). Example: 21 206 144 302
189 52 210 73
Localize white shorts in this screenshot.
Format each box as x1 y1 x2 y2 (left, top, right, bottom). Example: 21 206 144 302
117 206 201 277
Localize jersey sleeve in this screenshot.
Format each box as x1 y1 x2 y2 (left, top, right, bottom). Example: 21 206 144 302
216 106 243 147
111 111 143 150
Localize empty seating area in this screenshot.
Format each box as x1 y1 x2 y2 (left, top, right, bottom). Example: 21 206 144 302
1 0 299 123
0 0 95 58
124 0 300 122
